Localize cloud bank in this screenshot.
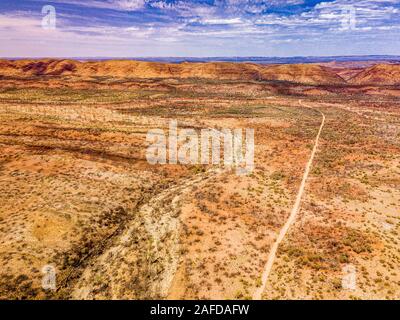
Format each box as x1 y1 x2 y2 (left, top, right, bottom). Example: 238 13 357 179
0 0 399 57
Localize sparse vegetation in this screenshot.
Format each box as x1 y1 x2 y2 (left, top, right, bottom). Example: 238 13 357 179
0 60 399 300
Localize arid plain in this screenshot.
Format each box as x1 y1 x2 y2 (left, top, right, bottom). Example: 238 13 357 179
0 59 399 299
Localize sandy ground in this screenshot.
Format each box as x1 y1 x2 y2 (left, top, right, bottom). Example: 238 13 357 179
0 78 399 300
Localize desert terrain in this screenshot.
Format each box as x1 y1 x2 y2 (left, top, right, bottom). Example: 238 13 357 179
0 59 399 300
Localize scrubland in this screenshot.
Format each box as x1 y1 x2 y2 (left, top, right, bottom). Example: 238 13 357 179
0 60 399 299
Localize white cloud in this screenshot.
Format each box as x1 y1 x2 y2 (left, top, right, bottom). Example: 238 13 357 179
201 18 243 25
35 0 147 11
1 0 400 57
113 0 146 10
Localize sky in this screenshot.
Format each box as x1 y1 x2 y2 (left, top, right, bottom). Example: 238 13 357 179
1 0 400 57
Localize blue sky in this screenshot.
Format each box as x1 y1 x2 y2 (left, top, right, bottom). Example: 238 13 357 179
1 0 400 57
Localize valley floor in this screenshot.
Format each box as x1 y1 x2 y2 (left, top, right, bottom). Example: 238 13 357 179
0 79 399 299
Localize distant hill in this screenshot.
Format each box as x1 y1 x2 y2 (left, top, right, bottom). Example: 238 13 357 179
4 55 400 65
348 64 400 85
130 55 400 65
257 64 345 84
0 59 346 85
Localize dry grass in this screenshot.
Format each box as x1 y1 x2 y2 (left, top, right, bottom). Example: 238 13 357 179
0 70 399 300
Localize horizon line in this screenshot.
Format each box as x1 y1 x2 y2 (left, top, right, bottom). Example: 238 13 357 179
1 54 400 58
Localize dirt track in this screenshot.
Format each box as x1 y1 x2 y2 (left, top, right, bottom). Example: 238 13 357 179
253 100 326 300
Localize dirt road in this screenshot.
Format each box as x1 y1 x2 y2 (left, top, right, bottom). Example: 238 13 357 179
252 100 325 300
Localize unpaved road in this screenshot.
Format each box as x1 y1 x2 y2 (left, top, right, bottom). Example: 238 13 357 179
252 100 325 300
